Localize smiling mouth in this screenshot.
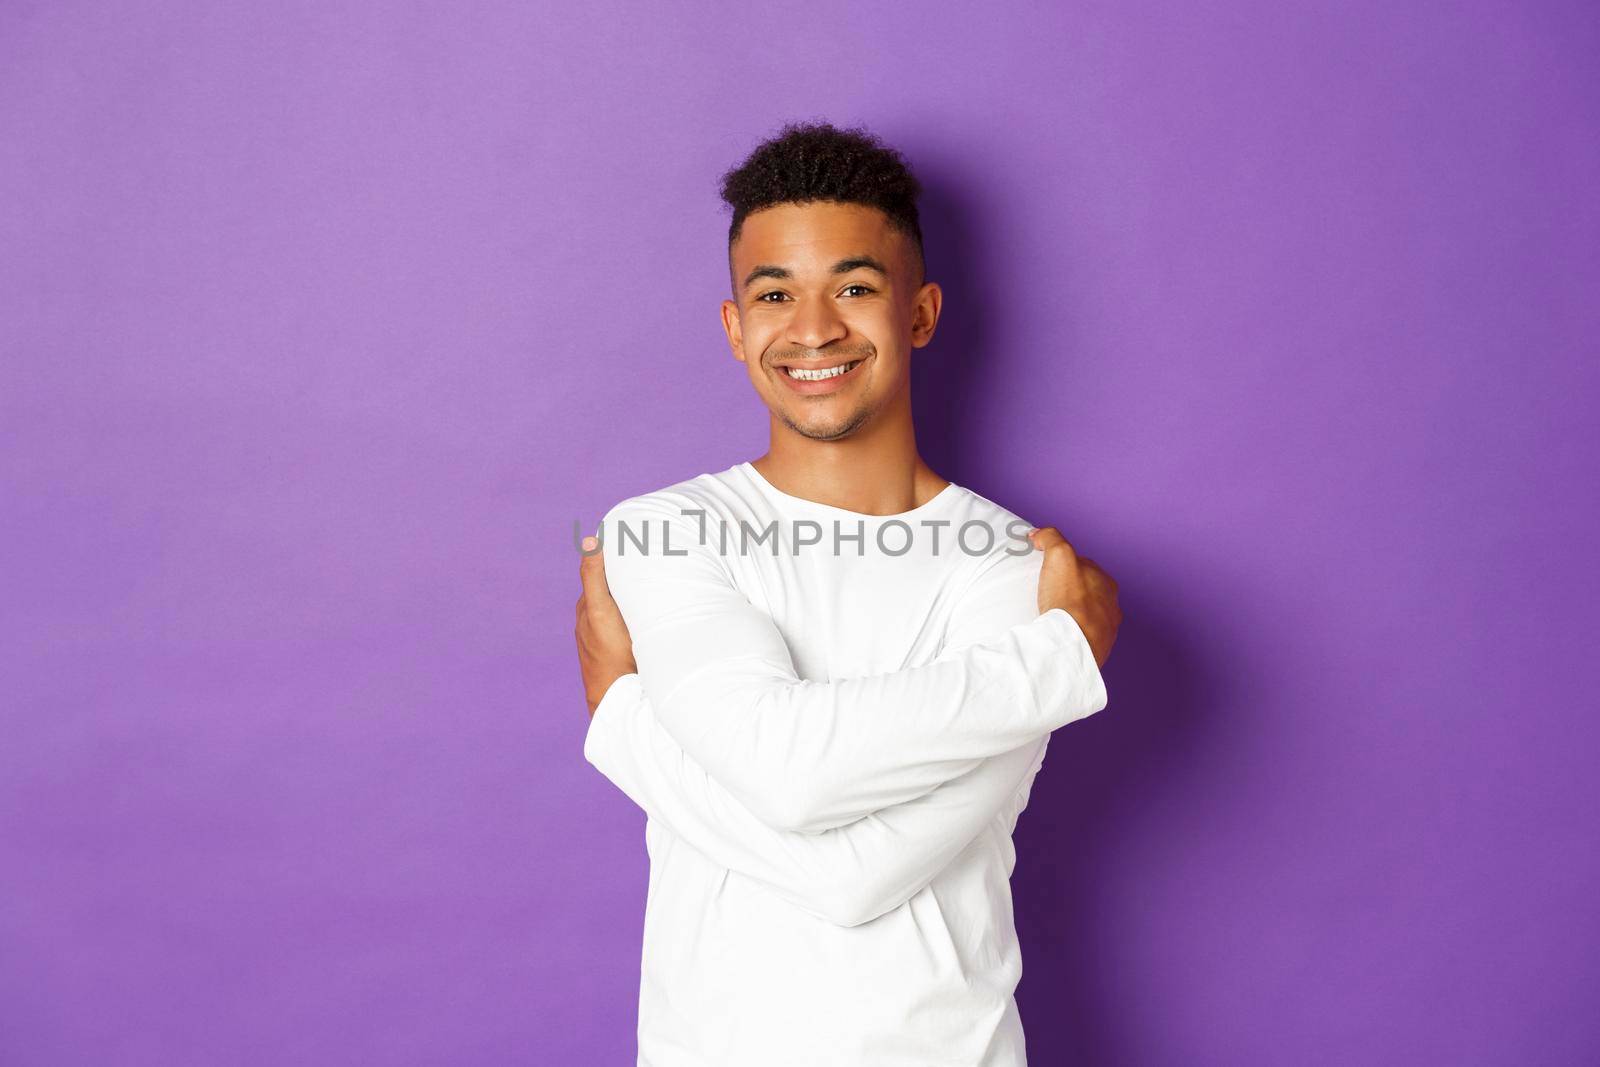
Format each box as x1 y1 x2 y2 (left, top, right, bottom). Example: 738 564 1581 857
782 360 864 381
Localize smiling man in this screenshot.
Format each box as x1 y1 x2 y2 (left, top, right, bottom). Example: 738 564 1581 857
575 121 1122 1067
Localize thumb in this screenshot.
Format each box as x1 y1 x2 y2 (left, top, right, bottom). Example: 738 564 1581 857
579 534 610 597
1027 525 1071 553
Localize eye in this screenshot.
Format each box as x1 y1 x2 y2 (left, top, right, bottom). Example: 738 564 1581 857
756 291 789 303
841 284 875 297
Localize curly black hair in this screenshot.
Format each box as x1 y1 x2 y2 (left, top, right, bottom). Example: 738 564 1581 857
718 120 925 282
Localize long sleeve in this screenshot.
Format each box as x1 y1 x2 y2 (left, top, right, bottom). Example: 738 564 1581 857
600 494 1107 833
584 671 1048 928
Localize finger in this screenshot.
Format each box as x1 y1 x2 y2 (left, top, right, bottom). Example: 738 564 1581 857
578 535 610 597
1028 525 1076 556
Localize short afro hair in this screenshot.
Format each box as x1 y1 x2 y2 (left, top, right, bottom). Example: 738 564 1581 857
718 120 926 282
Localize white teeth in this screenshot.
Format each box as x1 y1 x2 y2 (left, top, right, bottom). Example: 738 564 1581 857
786 361 859 381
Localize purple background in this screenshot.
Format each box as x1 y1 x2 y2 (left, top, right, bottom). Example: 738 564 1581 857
3 2 1596 1064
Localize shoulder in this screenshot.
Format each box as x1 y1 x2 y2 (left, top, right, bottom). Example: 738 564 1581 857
931 486 1044 651
599 466 747 528
598 471 743 580
944 485 1042 590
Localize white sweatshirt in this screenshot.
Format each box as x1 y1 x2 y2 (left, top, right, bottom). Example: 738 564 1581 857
583 461 1109 1067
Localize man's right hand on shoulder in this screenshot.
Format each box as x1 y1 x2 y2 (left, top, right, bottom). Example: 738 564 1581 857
1027 526 1121 668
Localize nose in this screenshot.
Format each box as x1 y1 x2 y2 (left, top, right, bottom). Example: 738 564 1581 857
785 294 848 351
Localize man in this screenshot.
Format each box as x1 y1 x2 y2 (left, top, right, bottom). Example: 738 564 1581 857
574 120 1121 1067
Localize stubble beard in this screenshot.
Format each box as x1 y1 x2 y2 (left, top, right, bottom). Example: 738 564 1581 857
778 399 874 442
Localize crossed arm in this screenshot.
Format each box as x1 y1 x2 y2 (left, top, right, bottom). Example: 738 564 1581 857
581 493 1108 926
585 676 1050 927
595 494 1108 833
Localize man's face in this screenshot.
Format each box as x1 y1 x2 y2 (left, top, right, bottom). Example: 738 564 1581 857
720 201 940 442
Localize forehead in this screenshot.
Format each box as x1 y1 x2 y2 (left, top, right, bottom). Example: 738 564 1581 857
732 201 907 272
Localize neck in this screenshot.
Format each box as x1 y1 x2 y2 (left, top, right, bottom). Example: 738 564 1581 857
751 392 949 516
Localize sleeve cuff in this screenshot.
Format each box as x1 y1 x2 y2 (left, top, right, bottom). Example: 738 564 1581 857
1036 608 1110 720
583 671 643 769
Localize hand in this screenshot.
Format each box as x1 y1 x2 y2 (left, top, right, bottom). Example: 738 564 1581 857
1027 526 1121 668
576 535 638 717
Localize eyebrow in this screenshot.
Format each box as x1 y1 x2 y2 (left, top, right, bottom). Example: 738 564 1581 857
741 255 890 292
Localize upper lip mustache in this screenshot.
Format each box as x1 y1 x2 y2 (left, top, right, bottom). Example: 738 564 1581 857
773 355 868 370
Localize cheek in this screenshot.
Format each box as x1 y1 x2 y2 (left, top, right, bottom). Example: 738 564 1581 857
738 319 778 361
850 306 899 346
743 353 778 393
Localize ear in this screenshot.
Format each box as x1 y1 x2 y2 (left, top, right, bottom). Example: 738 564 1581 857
721 299 748 363
909 280 942 348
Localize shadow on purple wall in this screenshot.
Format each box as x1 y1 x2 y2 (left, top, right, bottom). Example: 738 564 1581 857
911 170 1005 492
915 169 1231 1061
1018 601 1223 1063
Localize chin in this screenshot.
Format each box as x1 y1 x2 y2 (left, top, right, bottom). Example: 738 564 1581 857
786 407 872 442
